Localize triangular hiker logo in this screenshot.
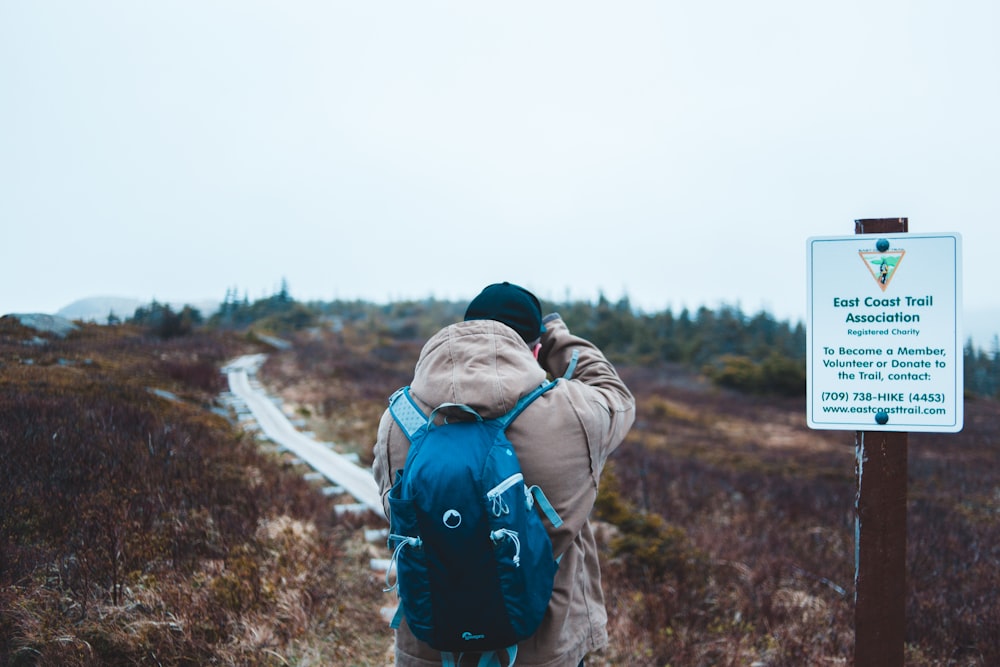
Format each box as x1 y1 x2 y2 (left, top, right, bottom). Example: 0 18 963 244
859 249 905 292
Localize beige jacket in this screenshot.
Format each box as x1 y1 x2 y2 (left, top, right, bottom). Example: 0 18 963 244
372 315 635 667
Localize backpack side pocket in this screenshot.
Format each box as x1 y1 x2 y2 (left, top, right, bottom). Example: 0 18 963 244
387 492 432 641
485 476 558 640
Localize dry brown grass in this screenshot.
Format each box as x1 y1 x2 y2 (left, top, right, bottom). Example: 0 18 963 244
262 327 999 666
4 317 996 666
0 321 392 666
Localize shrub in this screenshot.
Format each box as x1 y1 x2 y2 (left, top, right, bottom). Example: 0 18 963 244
703 352 805 397
596 467 710 589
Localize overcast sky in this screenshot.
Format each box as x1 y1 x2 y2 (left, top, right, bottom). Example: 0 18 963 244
2 2 998 336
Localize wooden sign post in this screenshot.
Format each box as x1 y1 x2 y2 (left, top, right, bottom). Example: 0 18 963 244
853 217 908 667
806 219 963 666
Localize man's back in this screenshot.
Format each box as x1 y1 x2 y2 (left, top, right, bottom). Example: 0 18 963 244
374 313 634 667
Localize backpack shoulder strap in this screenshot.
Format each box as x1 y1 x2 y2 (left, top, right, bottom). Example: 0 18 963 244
495 379 558 429
562 349 579 379
496 379 566 530
388 386 428 440
393 378 558 436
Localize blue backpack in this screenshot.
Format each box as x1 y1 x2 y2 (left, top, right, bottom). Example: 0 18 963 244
384 379 563 666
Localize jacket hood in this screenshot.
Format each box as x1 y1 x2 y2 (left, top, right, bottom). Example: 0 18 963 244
409 319 548 419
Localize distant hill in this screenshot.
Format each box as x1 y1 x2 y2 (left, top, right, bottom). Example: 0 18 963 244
57 297 143 323
57 296 220 324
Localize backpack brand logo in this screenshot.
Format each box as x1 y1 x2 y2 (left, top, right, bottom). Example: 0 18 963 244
858 242 905 292
462 632 486 641
442 509 462 528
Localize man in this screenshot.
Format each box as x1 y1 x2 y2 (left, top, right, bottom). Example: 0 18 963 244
373 282 635 667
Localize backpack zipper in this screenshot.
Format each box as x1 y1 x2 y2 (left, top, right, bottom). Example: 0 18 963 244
486 473 523 516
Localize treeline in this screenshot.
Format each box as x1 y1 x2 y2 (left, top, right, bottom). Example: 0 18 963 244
126 286 1000 399
965 337 1000 399
556 296 807 397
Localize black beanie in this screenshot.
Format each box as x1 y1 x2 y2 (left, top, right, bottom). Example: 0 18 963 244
464 282 544 344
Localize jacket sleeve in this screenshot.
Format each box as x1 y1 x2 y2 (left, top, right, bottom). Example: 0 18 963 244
537 312 635 464
372 408 399 518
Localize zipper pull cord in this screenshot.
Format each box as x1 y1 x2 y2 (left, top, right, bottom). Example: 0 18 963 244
490 493 510 517
384 534 421 593
490 528 521 567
